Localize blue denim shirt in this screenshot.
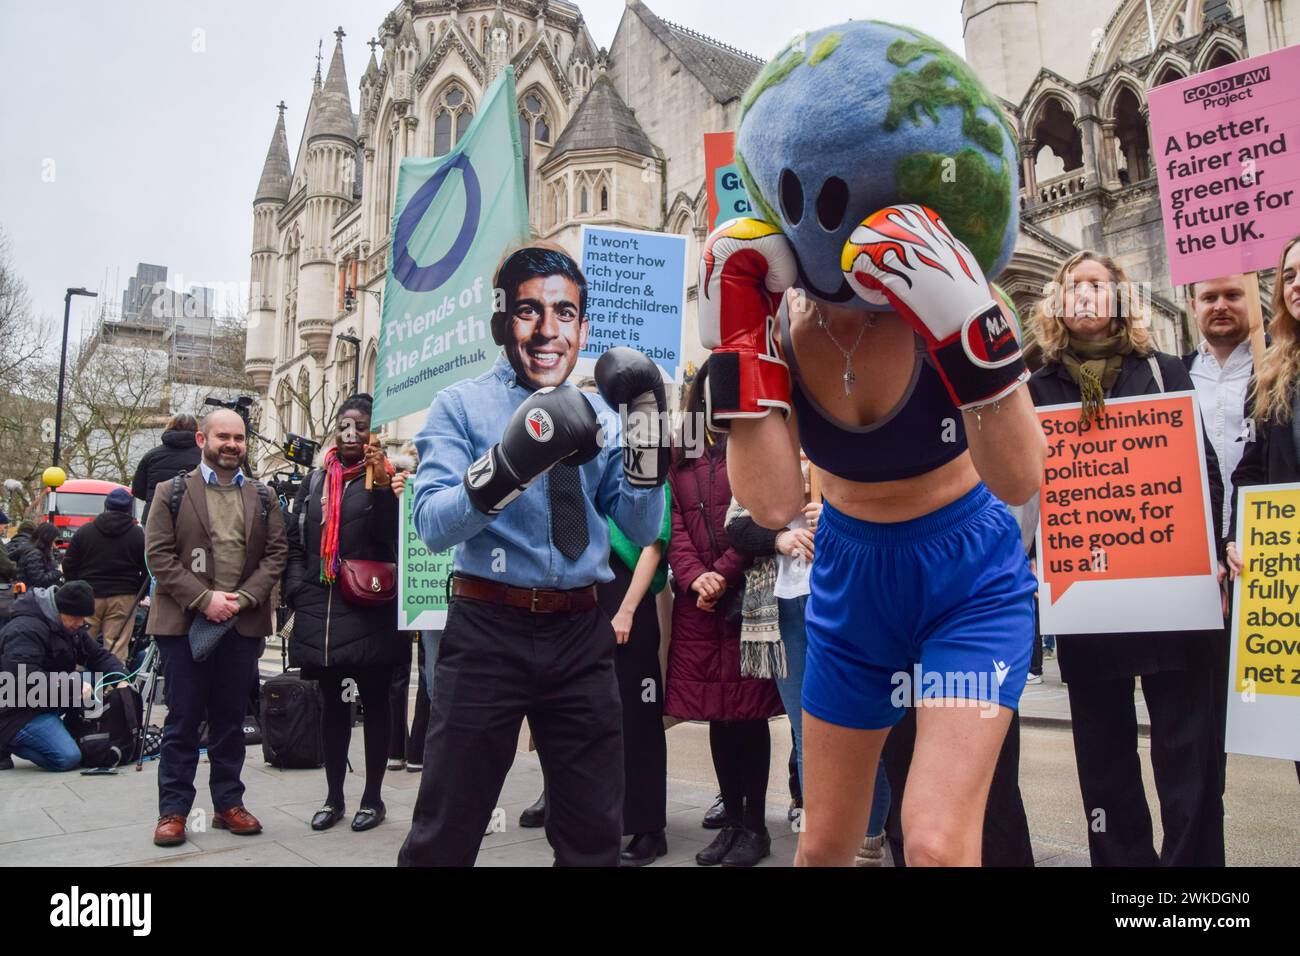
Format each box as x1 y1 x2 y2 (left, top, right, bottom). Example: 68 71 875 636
412 354 665 588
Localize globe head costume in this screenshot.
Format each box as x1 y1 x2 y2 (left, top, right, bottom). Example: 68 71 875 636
701 20 1037 725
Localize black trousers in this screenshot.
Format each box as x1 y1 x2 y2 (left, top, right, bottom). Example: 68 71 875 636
397 596 623 867
408 635 430 764
156 633 261 816
388 635 414 760
1067 666 1224 866
599 562 667 835
883 708 1034 867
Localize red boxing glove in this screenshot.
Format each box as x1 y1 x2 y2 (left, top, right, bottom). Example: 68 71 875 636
698 218 798 428
841 204 1028 410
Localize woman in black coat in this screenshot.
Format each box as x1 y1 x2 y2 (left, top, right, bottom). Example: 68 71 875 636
17 523 62 590
1028 250 1225 867
286 394 405 832
1225 233 1300 786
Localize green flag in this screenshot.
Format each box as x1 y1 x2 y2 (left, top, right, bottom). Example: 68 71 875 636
372 66 530 425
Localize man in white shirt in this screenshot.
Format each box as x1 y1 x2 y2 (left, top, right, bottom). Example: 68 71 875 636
1186 274 1254 540
1185 272 1257 797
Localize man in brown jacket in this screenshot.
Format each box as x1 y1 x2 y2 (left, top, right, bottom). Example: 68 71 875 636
144 408 287 847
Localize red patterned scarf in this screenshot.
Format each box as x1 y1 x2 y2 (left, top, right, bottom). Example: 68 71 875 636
318 447 390 583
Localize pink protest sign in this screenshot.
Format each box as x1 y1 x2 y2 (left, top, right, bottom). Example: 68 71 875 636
1148 44 1300 286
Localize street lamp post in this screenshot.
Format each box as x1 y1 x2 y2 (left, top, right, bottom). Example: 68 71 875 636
53 287 98 468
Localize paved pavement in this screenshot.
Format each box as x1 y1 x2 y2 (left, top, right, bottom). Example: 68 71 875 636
4 651 1296 867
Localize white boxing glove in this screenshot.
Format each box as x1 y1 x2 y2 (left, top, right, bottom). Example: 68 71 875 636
841 204 1027 409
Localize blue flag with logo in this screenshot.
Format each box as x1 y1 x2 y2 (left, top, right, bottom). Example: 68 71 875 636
372 66 530 426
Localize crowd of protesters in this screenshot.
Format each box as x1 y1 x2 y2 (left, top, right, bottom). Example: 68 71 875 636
0 234 1297 867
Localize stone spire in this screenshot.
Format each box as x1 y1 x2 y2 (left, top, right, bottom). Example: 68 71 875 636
308 27 356 144
254 101 291 203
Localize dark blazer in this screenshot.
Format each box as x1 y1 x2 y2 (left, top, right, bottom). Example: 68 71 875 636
285 469 400 671
143 469 287 638
1029 350 1224 682
1229 395 1300 540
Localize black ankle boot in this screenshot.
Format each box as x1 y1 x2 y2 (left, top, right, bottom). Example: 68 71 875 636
519 792 545 828
619 830 668 867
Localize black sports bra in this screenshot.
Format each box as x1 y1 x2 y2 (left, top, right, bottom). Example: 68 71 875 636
779 300 968 483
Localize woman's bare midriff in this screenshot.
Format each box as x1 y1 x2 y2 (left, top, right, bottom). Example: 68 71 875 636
786 293 979 524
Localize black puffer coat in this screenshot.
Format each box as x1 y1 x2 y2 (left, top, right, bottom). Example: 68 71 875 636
16 543 61 589
285 469 400 671
0 587 124 748
132 429 201 521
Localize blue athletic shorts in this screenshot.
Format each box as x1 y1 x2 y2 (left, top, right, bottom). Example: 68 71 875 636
802 483 1036 730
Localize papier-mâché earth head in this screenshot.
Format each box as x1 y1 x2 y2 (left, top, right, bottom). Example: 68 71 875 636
735 20 1020 310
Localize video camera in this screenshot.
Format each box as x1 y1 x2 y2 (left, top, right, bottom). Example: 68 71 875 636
203 395 319 470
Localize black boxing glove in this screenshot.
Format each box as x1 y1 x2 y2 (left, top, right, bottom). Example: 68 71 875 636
464 386 604 516
594 347 670 488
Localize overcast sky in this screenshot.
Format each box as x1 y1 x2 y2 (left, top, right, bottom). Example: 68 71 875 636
0 0 964 348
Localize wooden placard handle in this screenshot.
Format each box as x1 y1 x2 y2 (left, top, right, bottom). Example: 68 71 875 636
1244 272 1267 374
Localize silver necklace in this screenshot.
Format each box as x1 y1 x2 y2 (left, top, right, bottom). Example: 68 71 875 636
813 301 870 396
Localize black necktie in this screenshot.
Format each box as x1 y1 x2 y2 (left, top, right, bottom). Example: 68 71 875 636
549 464 589 561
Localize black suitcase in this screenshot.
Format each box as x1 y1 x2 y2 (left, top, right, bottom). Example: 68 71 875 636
260 669 324 769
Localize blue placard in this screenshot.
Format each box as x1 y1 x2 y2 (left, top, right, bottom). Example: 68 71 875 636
580 225 686 380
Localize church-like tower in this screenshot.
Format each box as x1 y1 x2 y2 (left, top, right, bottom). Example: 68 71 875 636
246 103 291 395
296 29 358 364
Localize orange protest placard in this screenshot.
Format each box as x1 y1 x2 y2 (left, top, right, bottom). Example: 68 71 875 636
1035 392 1221 634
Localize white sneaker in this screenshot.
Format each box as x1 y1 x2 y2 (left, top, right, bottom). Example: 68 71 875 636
1025 672 1044 685
855 833 885 867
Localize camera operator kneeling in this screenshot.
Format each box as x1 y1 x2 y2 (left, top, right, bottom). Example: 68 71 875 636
0 582 125 771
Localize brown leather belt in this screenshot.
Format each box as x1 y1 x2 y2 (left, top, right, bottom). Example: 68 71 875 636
451 575 597 614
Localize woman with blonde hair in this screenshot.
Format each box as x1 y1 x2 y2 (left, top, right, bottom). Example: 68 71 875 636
1225 234 1300 786
1028 249 1226 866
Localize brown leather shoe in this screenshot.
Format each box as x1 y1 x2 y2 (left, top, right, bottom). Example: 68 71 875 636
212 806 263 835
154 814 187 847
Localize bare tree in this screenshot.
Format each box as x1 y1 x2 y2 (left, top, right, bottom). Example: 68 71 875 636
0 226 52 389
60 343 169 486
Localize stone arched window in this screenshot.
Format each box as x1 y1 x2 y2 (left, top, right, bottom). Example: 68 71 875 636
295 368 311 435
518 90 553 194
1154 65 1186 87
1031 97 1084 174
1112 86 1151 184
364 343 378 393
280 235 300 359
1203 0 1233 25
600 185 609 213
1204 45 1238 71
480 17 488 51
467 19 475 43
432 84 474 157
275 380 293 440
580 185 589 215
336 338 357 399
381 123 398 236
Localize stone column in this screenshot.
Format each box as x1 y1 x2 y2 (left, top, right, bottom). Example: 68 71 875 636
1099 121 1120 189
1020 139 1039 203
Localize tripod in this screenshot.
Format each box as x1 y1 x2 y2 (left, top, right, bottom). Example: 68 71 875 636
132 637 164 770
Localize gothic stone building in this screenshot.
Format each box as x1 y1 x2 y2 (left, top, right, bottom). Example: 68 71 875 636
247 0 1300 452
962 0 1298 359
245 0 763 453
